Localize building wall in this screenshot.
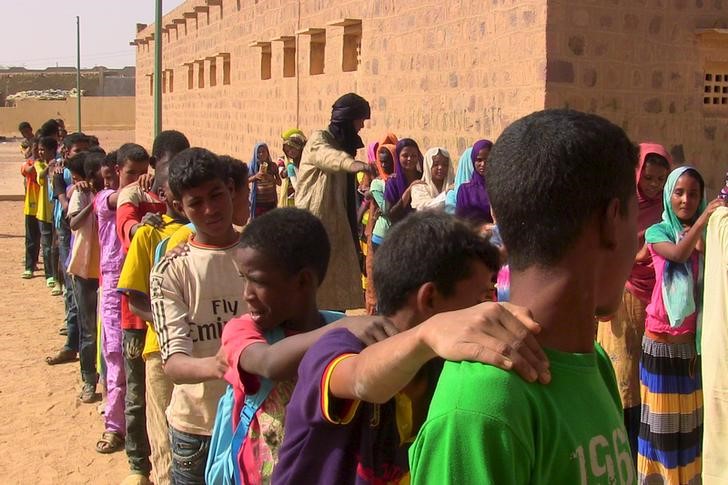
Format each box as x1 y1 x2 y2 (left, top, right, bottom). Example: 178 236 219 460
135 0 548 160
0 67 136 105
545 0 728 193
0 97 135 135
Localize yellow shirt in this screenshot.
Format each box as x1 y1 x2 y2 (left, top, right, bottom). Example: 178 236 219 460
117 214 185 358
34 161 53 223
165 224 195 252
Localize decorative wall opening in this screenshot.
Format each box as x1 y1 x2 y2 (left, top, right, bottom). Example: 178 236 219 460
310 31 326 75
283 38 296 78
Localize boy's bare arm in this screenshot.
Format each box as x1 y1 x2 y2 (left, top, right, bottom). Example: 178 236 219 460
127 292 153 322
164 350 227 385
239 318 397 382
68 202 94 231
328 303 551 404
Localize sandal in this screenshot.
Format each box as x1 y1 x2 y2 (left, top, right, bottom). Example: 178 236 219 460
80 383 99 403
95 431 124 454
21 270 32 279
50 285 63 296
45 349 77 365
59 326 67 336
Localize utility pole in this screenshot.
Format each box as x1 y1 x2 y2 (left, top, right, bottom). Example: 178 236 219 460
153 0 162 137
76 16 81 132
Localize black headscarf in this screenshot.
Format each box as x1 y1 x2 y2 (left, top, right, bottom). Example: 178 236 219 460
328 93 371 270
328 93 371 157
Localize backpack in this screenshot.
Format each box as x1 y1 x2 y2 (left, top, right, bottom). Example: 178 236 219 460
205 311 344 485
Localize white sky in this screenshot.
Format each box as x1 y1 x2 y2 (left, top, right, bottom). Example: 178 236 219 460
0 0 185 69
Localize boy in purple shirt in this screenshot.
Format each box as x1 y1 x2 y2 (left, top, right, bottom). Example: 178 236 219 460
94 151 126 454
273 211 550 484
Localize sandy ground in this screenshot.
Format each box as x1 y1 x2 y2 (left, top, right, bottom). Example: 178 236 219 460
0 134 132 484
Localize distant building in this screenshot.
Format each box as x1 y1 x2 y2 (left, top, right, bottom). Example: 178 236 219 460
0 66 135 106
134 0 728 192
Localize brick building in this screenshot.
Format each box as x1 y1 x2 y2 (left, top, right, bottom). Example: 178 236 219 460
134 0 728 192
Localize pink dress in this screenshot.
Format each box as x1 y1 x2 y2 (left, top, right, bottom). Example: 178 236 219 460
644 245 699 336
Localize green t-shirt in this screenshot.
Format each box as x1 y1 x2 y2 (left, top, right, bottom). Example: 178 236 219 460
409 343 635 485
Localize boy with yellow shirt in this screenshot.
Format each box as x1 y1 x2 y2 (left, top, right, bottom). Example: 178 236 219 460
34 136 59 291
117 161 188 485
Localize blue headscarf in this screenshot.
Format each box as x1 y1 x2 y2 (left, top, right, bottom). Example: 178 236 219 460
249 142 269 219
645 166 707 328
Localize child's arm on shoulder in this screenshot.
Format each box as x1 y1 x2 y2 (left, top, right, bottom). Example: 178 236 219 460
652 197 725 263
165 351 227 384
238 318 397 382
127 292 153 322
328 302 551 404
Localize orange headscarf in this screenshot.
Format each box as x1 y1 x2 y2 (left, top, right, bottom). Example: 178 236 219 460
373 133 398 181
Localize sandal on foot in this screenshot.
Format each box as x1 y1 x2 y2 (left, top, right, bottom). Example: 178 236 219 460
46 277 57 288
22 270 32 279
45 349 77 365
50 286 63 296
59 326 67 336
80 383 98 403
95 431 124 454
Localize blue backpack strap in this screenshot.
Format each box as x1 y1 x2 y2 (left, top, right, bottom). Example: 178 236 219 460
153 237 170 264
230 326 286 485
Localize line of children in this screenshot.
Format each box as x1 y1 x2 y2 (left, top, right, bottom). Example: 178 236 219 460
24 104 727 485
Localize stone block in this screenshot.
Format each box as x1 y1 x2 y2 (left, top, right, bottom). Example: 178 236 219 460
547 59 575 83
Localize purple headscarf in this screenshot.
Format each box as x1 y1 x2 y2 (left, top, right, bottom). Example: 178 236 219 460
384 138 422 207
455 139 494 224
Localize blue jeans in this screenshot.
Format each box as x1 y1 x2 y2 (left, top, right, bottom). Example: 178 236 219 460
169 427 211 485
58 223 79 352
73 276 99 386
38 220 56 280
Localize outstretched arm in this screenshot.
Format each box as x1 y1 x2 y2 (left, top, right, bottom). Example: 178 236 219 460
328 302 551 404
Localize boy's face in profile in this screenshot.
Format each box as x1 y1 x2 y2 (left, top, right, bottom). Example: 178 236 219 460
66 142 90 161
20 127 33 139
235 246 303 331
595 193 639 318
174 178 234 240
117 159 149 188
100 165 119 190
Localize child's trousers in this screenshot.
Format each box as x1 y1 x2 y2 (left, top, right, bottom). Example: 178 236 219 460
100 272 126 435
73 275 99 386
24 214 40 271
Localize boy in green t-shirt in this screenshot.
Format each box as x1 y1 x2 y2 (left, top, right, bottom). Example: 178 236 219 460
410 109 640 485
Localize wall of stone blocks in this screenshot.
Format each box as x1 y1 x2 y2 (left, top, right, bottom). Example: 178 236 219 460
134 0 548 163
545 0 728 194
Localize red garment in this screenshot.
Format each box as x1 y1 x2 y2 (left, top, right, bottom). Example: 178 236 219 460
625 143 673 304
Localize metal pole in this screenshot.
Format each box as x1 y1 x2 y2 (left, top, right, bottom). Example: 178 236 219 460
76 16 81 132
153 0 162 138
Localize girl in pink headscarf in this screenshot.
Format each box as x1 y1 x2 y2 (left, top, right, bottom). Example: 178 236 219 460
596 142 671 460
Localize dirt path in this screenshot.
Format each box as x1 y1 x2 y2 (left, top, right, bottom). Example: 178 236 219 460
0 136 132 484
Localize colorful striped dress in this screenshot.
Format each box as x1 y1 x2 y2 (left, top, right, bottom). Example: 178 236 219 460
637 247 702 484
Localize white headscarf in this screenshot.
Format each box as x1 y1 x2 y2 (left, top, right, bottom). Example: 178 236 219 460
411 147 455 210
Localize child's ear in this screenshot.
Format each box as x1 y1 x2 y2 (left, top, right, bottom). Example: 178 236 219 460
296 268 317 291
414 282 437 318
599 197 621 251
172 199 185 216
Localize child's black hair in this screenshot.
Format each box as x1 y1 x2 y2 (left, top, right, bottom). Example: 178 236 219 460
644 153 670 171
18 121 32 132
39 119 60 137
66 152 87 178
62 132 89 149
219 155 249 190
239 208 331 284
486 109 638 271
117 143 150 167
103 150 118 170
39 136 58 154
374 211 500 316
152 130 190 164
87 145 106 156
83 153 104 180
168 147 227 200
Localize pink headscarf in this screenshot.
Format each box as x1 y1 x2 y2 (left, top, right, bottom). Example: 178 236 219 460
627 142 673 303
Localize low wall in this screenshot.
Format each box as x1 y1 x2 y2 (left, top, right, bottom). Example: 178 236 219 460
0 97 135 135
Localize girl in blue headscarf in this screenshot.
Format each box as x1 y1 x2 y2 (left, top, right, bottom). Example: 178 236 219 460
249 142 280 219
637 165 724 484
